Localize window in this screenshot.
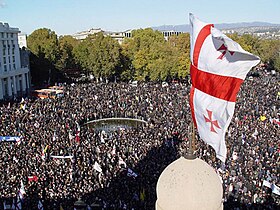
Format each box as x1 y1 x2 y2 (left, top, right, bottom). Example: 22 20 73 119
1 32 3 38
11 33 14 38
3 48 5 56
12 56 15 63
4 65 7 72
13 64 16 70
3 57 6 64
12 48 15 54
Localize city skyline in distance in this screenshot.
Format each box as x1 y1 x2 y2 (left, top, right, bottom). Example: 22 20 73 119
1 0 280 35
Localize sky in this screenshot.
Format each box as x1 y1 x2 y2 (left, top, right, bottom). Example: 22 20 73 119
0 0 280 35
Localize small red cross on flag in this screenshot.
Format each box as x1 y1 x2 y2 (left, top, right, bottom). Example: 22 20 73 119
217 44 235 59
204 109 221 133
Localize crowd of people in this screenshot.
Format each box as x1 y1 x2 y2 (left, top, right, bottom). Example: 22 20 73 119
0 67 279 210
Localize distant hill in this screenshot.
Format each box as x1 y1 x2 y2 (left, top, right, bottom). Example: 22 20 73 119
152 22 280 32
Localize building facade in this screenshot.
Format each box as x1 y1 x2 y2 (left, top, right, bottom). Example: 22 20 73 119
72 27 183 44
104 30 132 44
72 28 132 44
72 28 104 40
0 22 30 100
161 30 183 40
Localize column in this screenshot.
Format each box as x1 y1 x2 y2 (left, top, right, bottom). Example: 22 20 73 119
0 79 3 100
25 73 30 89
13 75 17 95
7 77 12 97
22 73 26 93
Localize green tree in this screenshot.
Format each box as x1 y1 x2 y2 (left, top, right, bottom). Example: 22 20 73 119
88 33 121 79
168 33 191 79
122 28 166 81
257 39 280 71
73 37 92 72
273 54 280 71
27 28 60 85
57 35 79 71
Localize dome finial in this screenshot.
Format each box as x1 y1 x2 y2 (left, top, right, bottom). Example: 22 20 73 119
184 122 196 160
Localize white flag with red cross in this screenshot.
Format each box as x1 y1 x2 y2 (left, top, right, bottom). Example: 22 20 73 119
189 14 260 162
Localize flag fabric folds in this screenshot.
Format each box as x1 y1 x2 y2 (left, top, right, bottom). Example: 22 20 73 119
28 175 39 182
38 200 44 210
75 121 81 143
50 155 73 159
93 161 102 173
15 180 25 210
0 136 21 143
42 145 49 160
262 180 280 196
127 168 138 178
260 115 267 121
189 13 260 162
19 180 26 199
3 201 11 210
118 156 127 168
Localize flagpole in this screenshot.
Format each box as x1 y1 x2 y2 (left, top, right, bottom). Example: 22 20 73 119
185 122 196 159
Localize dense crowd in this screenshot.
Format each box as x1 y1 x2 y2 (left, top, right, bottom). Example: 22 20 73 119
0 67 279 210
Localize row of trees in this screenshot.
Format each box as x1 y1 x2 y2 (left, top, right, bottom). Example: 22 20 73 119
26 28 280 85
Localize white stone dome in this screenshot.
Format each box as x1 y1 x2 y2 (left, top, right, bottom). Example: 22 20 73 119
156 157 223 210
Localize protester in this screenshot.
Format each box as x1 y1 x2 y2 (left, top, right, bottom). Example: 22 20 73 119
0 66 279 210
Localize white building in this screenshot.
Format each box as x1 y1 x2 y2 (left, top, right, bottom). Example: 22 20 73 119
72 27 186 44
72 28 132 44
104 30 132 44
0 22 30 100
161 30 183 40
72 28 104 40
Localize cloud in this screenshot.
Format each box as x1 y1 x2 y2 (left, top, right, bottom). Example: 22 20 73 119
0 0 6 8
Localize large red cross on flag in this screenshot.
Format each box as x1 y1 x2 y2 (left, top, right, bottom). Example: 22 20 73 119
189 14 260 162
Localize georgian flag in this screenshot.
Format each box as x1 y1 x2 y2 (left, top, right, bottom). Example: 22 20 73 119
189 14 260 162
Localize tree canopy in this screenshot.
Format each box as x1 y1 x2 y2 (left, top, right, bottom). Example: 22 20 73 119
27 28 60 85
26 27 280 85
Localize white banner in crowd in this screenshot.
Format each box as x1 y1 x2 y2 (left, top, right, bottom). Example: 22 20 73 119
272 184 280 196
127 168 138 178
50 155 73 159
262 180 280 195
262 180 272 188
0 136 21 143
94 162 102 173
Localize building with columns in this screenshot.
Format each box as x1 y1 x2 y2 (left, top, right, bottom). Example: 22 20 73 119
0 22 30 100
72 28 132 44
72 28 104 40
104 30 132 44
72 28 183 44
